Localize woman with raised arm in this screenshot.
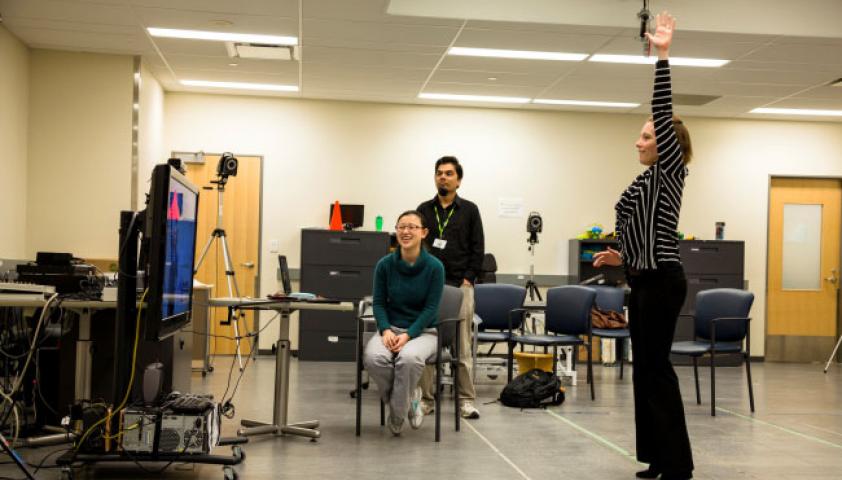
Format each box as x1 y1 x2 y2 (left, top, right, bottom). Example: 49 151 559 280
593 12 694 480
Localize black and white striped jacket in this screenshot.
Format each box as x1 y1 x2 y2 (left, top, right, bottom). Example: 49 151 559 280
615 59 687 270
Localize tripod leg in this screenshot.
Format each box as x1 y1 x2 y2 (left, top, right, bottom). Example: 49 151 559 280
824 335 842 373
219 233 247 369
194 232 217 274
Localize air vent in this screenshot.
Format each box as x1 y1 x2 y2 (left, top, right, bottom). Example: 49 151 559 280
672 94 720 106
225 42 297 61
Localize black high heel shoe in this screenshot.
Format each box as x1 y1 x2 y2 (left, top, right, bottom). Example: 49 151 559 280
635 466 661 479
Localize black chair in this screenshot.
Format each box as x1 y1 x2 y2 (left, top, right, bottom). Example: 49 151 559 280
355 285 463 441
589 286 630 379
509 285 597 400
670 288 755 417
473 284 527 378
476 253 498 284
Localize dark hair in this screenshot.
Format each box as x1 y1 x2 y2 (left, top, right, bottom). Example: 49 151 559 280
396 210 426 228
435 156 463 180
647 115 693 164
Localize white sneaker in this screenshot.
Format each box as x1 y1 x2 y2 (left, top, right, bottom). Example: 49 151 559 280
408 387 424 429
460 401 480 419
420 398 435 416
388 413 404 436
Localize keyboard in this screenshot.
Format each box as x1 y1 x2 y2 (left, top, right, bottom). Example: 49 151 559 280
0 281 56 301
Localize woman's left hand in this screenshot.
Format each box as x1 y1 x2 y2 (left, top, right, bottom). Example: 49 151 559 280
390 333 410 352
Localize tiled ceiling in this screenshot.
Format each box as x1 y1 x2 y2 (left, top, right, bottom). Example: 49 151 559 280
1 0 841 121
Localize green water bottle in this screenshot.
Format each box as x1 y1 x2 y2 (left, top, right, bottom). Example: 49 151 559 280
375 215 383 232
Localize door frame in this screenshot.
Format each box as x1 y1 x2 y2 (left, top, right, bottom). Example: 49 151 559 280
176 151 265 347
765 174 842 362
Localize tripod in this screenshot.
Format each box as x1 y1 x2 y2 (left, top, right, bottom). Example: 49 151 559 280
525 233 541 301
195 174 249 371
824 335 842 373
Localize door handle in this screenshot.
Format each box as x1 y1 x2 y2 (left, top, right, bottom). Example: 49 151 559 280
241 261 255 269
826 268 838 284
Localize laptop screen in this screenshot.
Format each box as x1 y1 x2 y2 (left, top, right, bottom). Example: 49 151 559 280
278 255 292 295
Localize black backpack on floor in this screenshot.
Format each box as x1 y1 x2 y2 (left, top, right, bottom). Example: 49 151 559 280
500 368 565 408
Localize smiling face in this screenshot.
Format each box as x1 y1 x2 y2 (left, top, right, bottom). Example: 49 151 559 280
395 213 428 251
635 121 658 166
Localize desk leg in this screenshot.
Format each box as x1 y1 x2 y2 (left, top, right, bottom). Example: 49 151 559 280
237 310 320 440
75 309 92 400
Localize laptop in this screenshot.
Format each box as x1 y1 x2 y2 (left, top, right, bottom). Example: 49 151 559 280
269 256 337 302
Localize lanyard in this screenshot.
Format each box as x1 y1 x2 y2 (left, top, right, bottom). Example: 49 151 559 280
434 205 456 238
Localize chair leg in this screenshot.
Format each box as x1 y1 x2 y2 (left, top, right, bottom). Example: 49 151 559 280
454 328 461 433
380 399 385 426
710 352 716 417
552 346 557 376
745 353 755 412
507 342 515 383
587 341 595 401
617 339 624 380
435 354 442 442
356 324 363 436
692 357 701 405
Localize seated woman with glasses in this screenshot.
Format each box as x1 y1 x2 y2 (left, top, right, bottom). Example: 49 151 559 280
363 210 444 436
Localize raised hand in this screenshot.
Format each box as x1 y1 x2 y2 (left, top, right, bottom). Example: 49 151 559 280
644 11 676 59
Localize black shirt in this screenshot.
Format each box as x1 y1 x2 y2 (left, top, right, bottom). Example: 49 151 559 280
417 194 485 286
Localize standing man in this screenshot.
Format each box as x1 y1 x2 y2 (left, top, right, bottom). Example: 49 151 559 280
417 156 484 419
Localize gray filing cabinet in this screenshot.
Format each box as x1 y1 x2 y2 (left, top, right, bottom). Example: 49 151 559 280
672 240 745 366
299 229 390 361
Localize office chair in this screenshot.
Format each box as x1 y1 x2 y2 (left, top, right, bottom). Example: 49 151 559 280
589 286 630 379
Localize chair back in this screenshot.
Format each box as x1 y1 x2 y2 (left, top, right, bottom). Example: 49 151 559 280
476 253 498 284
475 284 527 331
545 286 596 336
694 288 754 342
589 285 625 314
437 285 463 348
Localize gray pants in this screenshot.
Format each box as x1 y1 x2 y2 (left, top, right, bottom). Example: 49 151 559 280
420 284 476 402
363 328 437 421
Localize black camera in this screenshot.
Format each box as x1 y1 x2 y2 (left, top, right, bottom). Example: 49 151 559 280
216 152 238 178
527 212 543 234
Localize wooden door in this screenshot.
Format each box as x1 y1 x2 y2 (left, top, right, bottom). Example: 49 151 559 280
186 155 261 356
767 178 841 362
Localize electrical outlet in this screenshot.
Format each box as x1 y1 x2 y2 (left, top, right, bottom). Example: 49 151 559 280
269 239 279 253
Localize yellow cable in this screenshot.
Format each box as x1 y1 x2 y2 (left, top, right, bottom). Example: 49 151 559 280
75 288 147 452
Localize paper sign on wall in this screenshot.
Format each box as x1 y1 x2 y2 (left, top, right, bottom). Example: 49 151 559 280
498 197 524 218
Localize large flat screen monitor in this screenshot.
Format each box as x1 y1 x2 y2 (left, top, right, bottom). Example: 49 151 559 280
144 164 200 341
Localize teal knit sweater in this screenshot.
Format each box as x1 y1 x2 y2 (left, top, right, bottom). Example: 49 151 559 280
372 249 445 339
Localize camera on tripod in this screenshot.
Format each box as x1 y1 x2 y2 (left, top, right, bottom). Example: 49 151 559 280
527 211 542 244
217 152 239 178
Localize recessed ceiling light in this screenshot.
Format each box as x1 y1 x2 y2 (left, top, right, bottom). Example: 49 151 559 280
228 63 239 67
750 107 842 117
419 93 530 104
488 77 498 81
449 46 588 62
181 80 299 92
148 27 297 45
533 99 640 108
589 54 729 67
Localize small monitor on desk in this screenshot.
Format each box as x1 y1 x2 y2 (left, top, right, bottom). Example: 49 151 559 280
329 203 364 230
278 255 292 295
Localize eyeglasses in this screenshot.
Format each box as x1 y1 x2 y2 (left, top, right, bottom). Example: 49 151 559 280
395 224 423 232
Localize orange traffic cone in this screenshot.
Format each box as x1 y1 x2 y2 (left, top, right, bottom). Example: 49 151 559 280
330 201 343 231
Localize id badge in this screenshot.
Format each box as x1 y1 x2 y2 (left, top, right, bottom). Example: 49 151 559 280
433 238 448 249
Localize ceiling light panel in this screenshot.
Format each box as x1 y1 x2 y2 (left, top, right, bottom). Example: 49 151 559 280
589 54 729 67
181 80 299 92
750 107 842 117
148 27 297 45
449 46 587 61
419 93 530 104
533 99 639 108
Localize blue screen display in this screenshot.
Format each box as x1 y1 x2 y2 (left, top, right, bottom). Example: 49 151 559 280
162 175 197 320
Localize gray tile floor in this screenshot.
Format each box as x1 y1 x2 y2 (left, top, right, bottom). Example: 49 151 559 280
7 358 842 479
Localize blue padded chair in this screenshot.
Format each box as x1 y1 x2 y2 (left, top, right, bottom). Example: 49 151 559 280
509 286 597 400
670 288 755 416
589 286 630 379
474 284 527 375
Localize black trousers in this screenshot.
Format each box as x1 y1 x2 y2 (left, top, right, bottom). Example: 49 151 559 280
627 265 694 475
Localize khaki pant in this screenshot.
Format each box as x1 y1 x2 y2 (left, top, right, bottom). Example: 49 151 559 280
420 284 476 402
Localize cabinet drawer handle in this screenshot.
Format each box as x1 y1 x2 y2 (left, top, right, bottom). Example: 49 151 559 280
329 238 362 244
329 270 361 277
327 336 339 343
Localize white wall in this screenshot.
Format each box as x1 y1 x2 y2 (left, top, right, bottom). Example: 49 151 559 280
0 25 29 259
138 61 166 207
27 50 134 258
165 92 842 355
